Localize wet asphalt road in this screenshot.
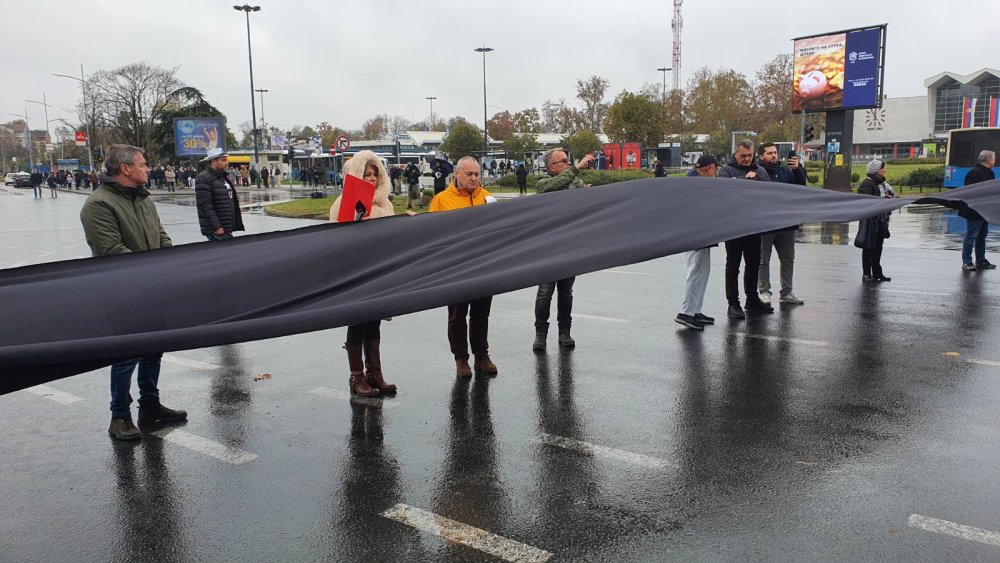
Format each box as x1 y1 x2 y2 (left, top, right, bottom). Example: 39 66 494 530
2 187 1000 561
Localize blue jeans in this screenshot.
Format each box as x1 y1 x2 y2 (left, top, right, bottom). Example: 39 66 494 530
962 215 989 265
535 277 575 334
110 355 162 419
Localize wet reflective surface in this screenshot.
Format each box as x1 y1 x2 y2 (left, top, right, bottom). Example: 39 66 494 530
3 189 1000 560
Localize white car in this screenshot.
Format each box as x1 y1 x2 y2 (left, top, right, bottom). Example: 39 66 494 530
4 172 18 185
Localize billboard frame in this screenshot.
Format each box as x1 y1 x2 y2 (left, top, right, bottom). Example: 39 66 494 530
172 117 228 159
791 23 887 115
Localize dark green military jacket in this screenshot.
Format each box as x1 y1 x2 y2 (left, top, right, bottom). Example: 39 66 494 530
80 179 172 256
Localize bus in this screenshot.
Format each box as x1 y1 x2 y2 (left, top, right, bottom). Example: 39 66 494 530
944 127 1000 187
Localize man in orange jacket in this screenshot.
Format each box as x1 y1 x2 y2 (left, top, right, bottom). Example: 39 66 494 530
428 156 499 377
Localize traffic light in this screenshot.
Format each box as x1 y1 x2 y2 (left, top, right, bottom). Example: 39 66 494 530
285 146 294 164
804 126 815 143
94 147 104 159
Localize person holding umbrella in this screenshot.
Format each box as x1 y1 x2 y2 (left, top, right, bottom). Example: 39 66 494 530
431 157 453 195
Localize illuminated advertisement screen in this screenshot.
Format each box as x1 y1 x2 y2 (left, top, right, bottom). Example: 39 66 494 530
173 117 226 157
792 25 885 113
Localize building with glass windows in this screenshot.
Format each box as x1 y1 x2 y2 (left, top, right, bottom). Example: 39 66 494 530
925 68 1000 135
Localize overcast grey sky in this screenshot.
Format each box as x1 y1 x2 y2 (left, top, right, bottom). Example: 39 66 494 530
5 0 999 135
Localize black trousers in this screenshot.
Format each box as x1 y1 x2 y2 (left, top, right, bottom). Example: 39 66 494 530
725 234 762 305
346 320 381 345
861 238 885 277
534 277 575 334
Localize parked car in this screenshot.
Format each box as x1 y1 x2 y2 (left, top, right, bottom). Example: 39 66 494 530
4 172 19 185
11 172 32 188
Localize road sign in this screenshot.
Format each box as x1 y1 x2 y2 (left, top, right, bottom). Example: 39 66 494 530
329 144 336 156
335 135 350 152
45 143 55 153
75 131 87 146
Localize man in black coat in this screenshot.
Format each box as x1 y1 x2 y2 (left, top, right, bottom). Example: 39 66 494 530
196 148 245 240
961 150 997 270
515 163 528 195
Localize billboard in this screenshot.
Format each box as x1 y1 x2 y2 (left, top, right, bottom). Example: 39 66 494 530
173 117 226 158
792 25 886 113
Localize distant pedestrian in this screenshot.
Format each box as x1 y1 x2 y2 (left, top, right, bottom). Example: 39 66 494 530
271 165 282 188
431 159 449 195
654 159 665 177
89 170 99 190
856 159 894 282
674 155 720 330
515 163 528 195
47 173 58 197
960 150 996 271
261 165 270 188
196 148 245 241
164 165 176 192
404 162 421 207
30 170 43 198
79 144 186 441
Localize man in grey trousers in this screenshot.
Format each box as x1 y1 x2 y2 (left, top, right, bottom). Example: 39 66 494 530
755 142 807 305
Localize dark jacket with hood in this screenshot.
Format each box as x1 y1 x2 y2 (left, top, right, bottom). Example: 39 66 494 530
195 166 244 237
80 176 172 256
717 157 770 181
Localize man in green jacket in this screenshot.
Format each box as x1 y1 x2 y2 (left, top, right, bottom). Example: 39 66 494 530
80 144 187 440
531 148 595 351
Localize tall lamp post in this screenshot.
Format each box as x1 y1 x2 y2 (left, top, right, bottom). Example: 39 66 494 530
474 46 493 173
25 93 53 167
9 110 34 172
425 96 437 131
234 4 262 188
255 88 268 148
52 65 94 172
656 67 672 105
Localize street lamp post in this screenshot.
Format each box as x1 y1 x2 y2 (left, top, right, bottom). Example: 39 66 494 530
52 65 94 172
25 92 53 167
235 4 262 189
255 88 268 148
425 96 437 131
474 46 493 173
656 67 672 105
9 109 34 172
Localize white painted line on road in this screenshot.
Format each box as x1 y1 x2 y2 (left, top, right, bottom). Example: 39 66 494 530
574 313 629 324
599 269 651 276
25 385 83 404
151 428 258 465
382 503 553 562
162 354 221 371
880 289 950 297
738 332 830 347
535 433 672 469
308 386 398 409
966 358 1000 368
908 514 1000 547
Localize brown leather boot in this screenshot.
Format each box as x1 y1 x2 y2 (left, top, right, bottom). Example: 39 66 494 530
474 354 498 375
455 357 473 378
363 339 396 394
346 342 378 397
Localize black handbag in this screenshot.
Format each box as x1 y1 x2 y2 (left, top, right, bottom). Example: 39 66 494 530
854 219 872 249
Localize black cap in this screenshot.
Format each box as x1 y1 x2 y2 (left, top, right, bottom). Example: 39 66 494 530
695 155 718 168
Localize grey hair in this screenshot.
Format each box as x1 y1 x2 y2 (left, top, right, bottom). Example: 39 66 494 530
456 155 480 170
542 148 564 168
105 144 144 176
978 150 996 164
737 139 754 151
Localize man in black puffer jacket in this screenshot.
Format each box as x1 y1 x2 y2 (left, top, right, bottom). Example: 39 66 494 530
196 148 244 240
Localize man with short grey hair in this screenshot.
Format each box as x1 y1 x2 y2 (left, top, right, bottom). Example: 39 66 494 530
961 149 997 270
531 148 594 351
80 144 187 440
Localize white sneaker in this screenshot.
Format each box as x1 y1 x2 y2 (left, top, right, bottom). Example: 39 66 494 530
779 294 804 305
758 292 772 305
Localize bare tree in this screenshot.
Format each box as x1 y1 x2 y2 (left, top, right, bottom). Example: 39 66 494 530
575 75 610 132
361 114 389 140
85 62 183 151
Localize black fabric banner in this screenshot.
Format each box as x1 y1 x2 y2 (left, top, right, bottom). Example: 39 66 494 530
2 177 998 394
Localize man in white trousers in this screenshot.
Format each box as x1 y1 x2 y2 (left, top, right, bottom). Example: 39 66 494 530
675 156 719 330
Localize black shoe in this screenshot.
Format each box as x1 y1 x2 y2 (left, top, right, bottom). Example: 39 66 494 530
138 403 188 425
976 261 997 270
875 275 892 282
693 313 715 325
108 418 141 440
862 274 875 283
745 300 774 314
674 313 704 330
727 303 745 319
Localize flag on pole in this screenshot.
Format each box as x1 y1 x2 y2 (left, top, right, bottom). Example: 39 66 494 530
989 97 1000 128
962 97 978 128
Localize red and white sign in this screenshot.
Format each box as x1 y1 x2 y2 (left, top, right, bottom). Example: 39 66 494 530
335 135 350 152
329 144 336 156
75 131 87 146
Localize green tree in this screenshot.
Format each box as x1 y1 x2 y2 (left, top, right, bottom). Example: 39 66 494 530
512 108 541 133
503 132 539 161
561 129 602 160
684 68 753 134
150 86 234 162
487 111 516 141
441 122 484 160
360 114 388 140
603 91 668 146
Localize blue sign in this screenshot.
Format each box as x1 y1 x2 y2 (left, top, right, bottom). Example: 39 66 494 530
842 28 882 110
173 118 226 157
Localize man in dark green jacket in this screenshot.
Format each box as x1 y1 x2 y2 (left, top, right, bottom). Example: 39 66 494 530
532 149 594 351
80 144 187 440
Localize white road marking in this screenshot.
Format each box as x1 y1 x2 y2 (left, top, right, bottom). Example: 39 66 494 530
162 354 221 371
25 385 83 404
966 358 1000 368
908 514 1000 547
150 428 258 465
535 433 673 469
307 386 397 409
574 313 629 324
738 332 830 347
880 289 950 297
382 503 553 562
599 269 651 276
